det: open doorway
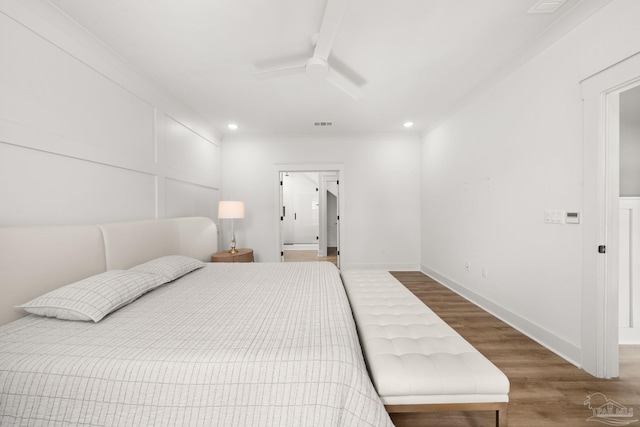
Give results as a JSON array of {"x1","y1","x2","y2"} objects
[
  {"x1": 279, "y1": 170, "x2": 340, "y2": 267},
  {"x1": 581, "y1": 52, "x2": 640, "y2": 378},
  {"x1": 618, "y1": 85, "x2": 640, "y2": 345}
]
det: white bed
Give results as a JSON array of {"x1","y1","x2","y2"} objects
[{"x1": 0, "y1": 217, "x2": 392, "y2": 426}]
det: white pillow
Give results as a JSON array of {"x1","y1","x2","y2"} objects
[
  {"x1": 18, "y1": 270, "x2": 164, "y2": 322},
  {"x1": 128, "y1": 255, "x2": 204, "y2": 282}
]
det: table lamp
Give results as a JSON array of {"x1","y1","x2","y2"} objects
[{"x1": 218, "y1": 201, "x2": 245, "y2": 253}]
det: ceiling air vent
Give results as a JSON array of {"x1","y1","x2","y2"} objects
[
  {"x1": 527, "y1": 0, "x2": 567, "y2": 14},
  {"x1": 314, "y1": 121, "x2": 333, "y2": 127}
]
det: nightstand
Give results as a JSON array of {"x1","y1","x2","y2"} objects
[{"x1": 211, "y1": 248, "x2": 254, "y2": 263}]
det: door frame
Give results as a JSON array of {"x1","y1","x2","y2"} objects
[
  {"x1": 581, "y1": 51, "x2": 640, "y2": 378},
  {"x1": 274, "y1": 163, "x2": 344, "y2": 268}
]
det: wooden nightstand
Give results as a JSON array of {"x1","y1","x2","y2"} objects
[{"x1": 211, "y1": 248, "x2": 254, "y2": 263}]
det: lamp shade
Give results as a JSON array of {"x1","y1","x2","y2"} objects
[{"x1": 218, "y1": 201, "x2": 245, "y2": 219}]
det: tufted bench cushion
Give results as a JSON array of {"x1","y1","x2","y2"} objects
[{"x1": 341, "y1": 270, "x2": 510, "y2": 424}]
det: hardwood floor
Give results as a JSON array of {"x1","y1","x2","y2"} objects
[
  {"x1": 388, "y1": 271, "x2": 640, "y2": 427},
  {"x1": 283, "y1": 247, "x2": 337, "y2": 266}
]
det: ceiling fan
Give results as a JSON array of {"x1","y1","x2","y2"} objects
[{"x1": 253, "y1": 0, "x2": 364, "y2": 100}]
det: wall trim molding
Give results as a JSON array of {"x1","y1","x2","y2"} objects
[{"x1": 420, "y1": 264, "x2": 582, "y2": 369}]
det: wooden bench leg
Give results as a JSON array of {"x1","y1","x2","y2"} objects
[{"x1": 496, "y1": 405, "x2": 508, "y2": 427}]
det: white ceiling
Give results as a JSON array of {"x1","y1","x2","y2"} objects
[{"x1": 48, "y1": 0, "x2": 612, "y2": 137}]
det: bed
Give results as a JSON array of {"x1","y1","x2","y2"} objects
[{"x1": 0, "y1": 217, "x2": 392, "y2": 426}]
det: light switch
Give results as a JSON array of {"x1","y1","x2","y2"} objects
[{"x1": 544, "y1": 210, "x2": 565, "y2": 224}]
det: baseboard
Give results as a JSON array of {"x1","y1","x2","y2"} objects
[
  {"x1": 420, "y1": 264, "x2": 582, "y2": 369},
  {"x1": 340, "y1": 263, "x2": 421, "y2": 271}
]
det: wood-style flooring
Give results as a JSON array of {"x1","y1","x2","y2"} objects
[
  {"x1": 388, "y1": 271, "x2": 640, "y2": 427},
  {"x1": 283, "y1": 247, "x2": 338, "y2": 266}
]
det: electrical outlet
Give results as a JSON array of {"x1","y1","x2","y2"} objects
[{"x1": 464, "y1": 261, "x2": 471, "y2": 272}]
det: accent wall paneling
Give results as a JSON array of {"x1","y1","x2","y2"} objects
[
  {"x1": 0, "y1": 143, "x2": 156, "y2": 226},
  {"x1": 0, "y1": 12, "x2": 156, "y2": 163},
  {"x1": 164, "y1": 178, "x2": 219, "y2": 220},
  {"x1": 0, "y1": 1, "x2": 222, "y2": 226},
  {"x1": 162, "y1": 114, "x2": 220, "y2": 188}
]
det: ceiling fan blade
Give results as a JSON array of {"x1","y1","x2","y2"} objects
[
  {"x1": 253, "y1": 65, "x2": 306, "y2": 80},
  {"x1": 313, "y1": 0, "x2": 350, "y2": 60},
  {"x1": 326, "y1": 66, "x2": 363, "y2": 100}
]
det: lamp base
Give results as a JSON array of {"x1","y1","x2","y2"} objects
[{"x1": 229, "y1": 223, "x2": 238, "y2": 254}]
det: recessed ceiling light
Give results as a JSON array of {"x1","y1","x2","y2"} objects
[
  {"x1": 403, "y1": 121, "x2": 414, "y2": 128},
  {"x1": 227, "y1": 123, "x2": 239, "y2": 130}
]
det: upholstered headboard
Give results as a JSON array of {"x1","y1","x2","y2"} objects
[{"x1": 0, "y1": 217, "x2": 217, "y2": 326}]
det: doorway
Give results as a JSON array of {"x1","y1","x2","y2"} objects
[
  {"x1": 581, "y1": 51, "x2": 640, "y2": 378},
  {"x1": 618, "y1": 85, "x2": 640, "y2": 345},
  {"x1": 278, "y1": 170, "x2": 340, "y2": 267}
]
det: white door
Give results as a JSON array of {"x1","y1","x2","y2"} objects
[
  {"x1": 294, "y1": 186, "x2": 319, "y2": 243},
  {"x1": 619, "y1": 198, "x2": 640, "y2": 344},
  {"x1": 282, "y1": 172, "x2": 319, "y2": 245},
  {"x1": 327, "y1": 191, "x2": 338, "y2": 247}
]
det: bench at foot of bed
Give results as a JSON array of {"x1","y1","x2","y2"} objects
[{"x1": 341, "y1": 270, "x2": 510, "y2": 427}]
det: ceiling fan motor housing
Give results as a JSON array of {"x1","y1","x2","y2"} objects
[{"x1": 305, "y1": 57, "x2": 330, "y2": 79}]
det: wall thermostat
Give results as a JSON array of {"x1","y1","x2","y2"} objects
[{"x1": 566, "y1": 212, "x2": 580, "y2": 224}]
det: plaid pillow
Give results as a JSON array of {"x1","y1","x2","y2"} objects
[
  {"x1": 18, "y1": 270, "x2": 164, "y2": 322},
  {"x1": 128, "y1": 255, "x2": 204, "y2": 282}
]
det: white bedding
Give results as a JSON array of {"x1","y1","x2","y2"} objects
[{"x1": 0, "y1": 262, "x2": 393, "y2": 427}]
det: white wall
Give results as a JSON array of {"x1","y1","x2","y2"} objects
[
  {"x1": 420, "y1": 0, "x2": 640, "y2": 366},
  {"x1": 221, "y1": 133, "x2": 421, "y2": 269},
  {"x1": 0, "y1": 0, "x2": 221, "y2": 227}
]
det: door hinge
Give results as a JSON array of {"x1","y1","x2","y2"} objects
[
  {"x1": 336, "y1": 180, "x2": 339, "y2": 185},
  {"x1": 316, "y1": 187, "x2": 318, "y2": 192},
  {"x1": 280, "y1": 216, "x2": 283, "y2": 221},
  {"x1": 281, "y1": 251, "x2": 284, "y2": 257},
  {"x1": 598, "y1": 245, "x2": 606, "y2": 254},
  {"x1": 316, "y1": 236, "x2": 319, "y2": 240},
  {"x1": 337, "y1": 215, "x2": 340, "y2": 221},
  {"x1": 337, "y1": 250, "x2": 340, "y2": 256},
  {"x1": 280, "y1": 180, "x2": 283, "y2": 186}
]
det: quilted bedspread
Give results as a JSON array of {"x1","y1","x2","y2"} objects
[{"x1": 0, "y1": 262, "x2": 392, "y2": 426}]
